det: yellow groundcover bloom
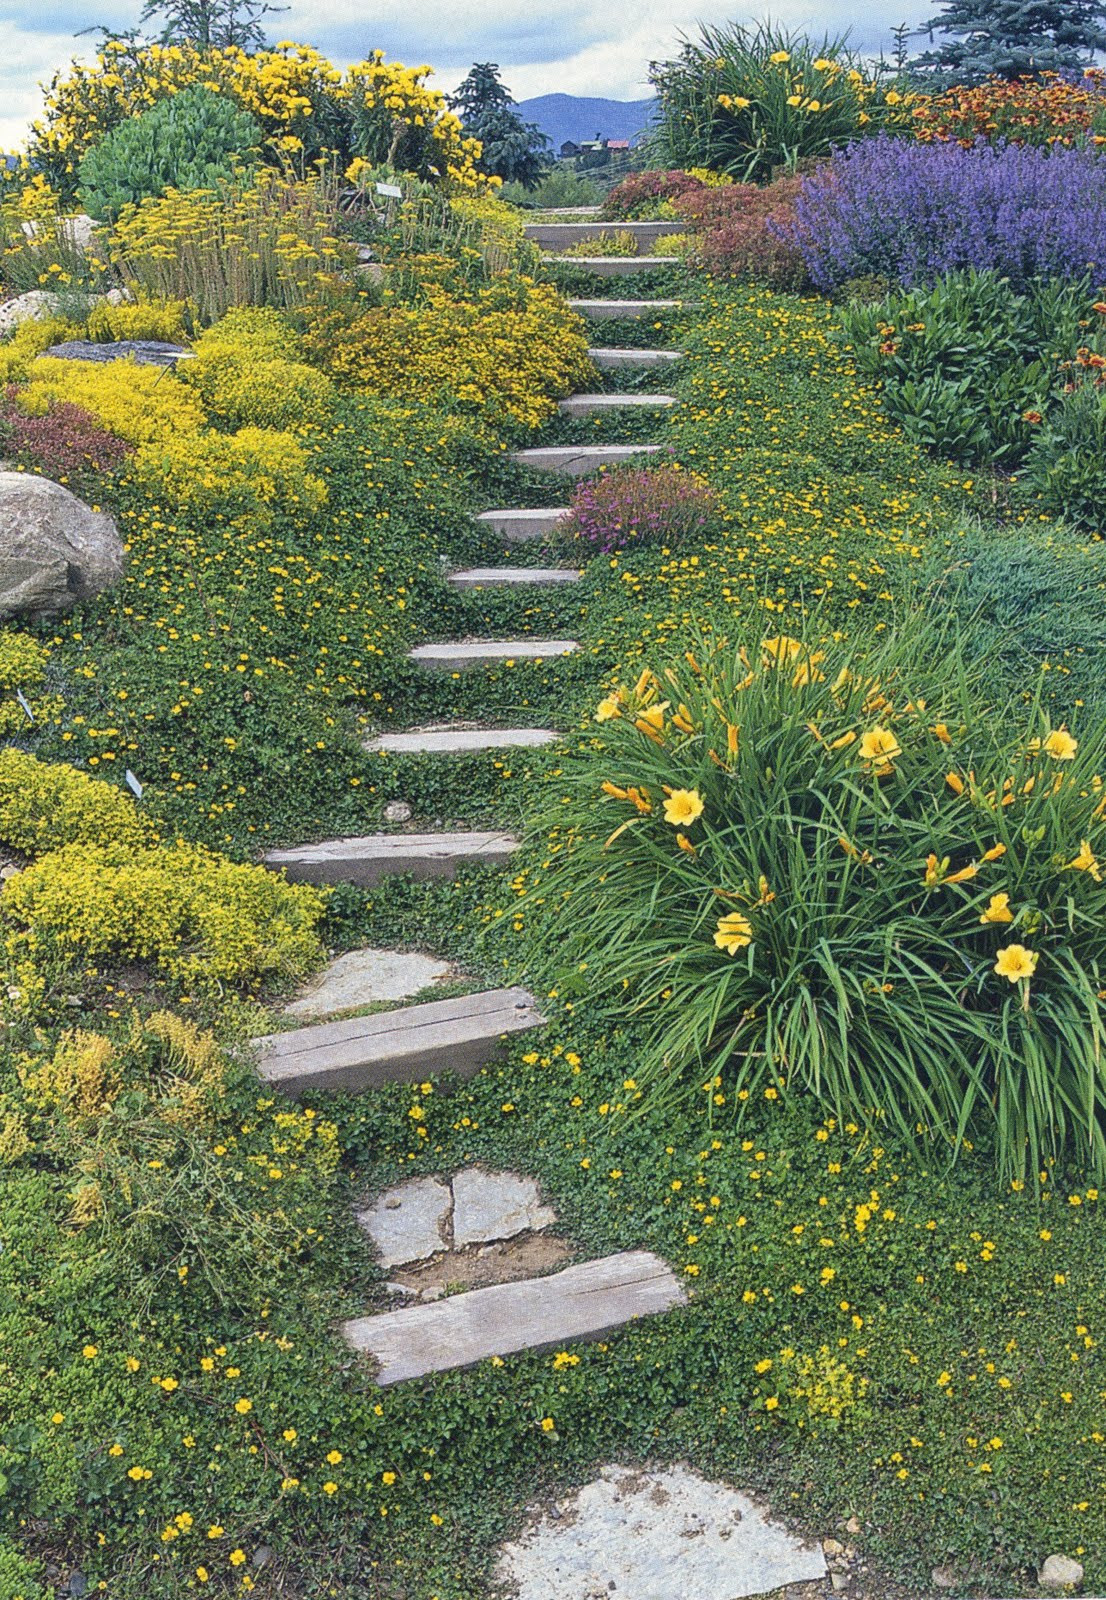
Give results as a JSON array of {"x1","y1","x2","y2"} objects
[
  {"x1": 663, "y1": 788, "x2": 705, "y2": 827},
  {"x1": 994, "y1": 944, "x2": 1039, "y2": 983},
  {"x1": 980, "y1": 893, "x2": 1014, "y2": 924},
  {"x1": 715, "y1": 911, "x2": 753, "y2": 954}
]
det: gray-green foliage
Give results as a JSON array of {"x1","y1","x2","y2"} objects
[{"x1": 78, "y1": 84, "x2": 262, "y2": 222}]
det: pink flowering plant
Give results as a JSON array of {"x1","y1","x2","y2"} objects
[{"x1": 554, "y1": 464, "x2": 721, "y2": 554}]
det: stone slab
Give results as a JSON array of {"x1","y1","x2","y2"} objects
[
  {"x1": 558, "y1": 393, "x2": 675, "y2": 415},
  {"x1": 254, "y1": 985, "x2": 545, "y2": 1095},
  {"x1": 569, "y1": 299, "x2": 685, "y2": 321},
  {"x1": 344, "y1": 1250, "x2": 685, "y2": 1384},
  {"x1": 495, "y1": 1463, "x2": 828, "y2": 1600},
  {"x1": 475, "y1": 507, "x2": 570, "y2": 542},
  {"x1": 448, "y1": 566, "x2": 581, "y2": 588},
  {"x1": 525, "y1": 220, "x2": 683, "y2": 252},
  {"x1": 452, "y1": 1167, "x2": 557, "y2": 1248},
  {"x1": 408, "y1": 639, "x2": 578, "y2": 669},
  {"x1": 548, "y1": 255, "x2": 682, "y2": 277},
  {"x1": 264, "y1": 830, "x2": 519, "y2": 886},
  {"x1": 357, "y1": 1177, "x2": 452, "y2": 1268},
  {"x1": 42, "y1": 339, "x2": 194, "y2": 367},
  {"x1": 366, "y1": 726, "x2": 559, "y2": 755},
  {"x1": 511, "y1": 445, "x2": 662, "y2": 476},
  {"x1": 284, "y1": 947, "x2": 455, "y2": 1019},
  {"x1": 588, "y1": 347, "x2": 684, "y2": 368}
]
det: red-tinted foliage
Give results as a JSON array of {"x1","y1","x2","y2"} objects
[
  {"x1": 674, "y1": 177, "x2": 807, "y2": 286},
  {"x1": 601, "y1": 169, "x2": 709, "y2": 220},
  {"x1": 0, "y1": 388, "x2": 133, "y2": 483}
]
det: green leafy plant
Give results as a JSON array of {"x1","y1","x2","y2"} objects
[
  {"x1": 77, "y1": 84, "x2": 262, "y2": 222},
  {"x1": 1024, "y1": 376, "x2": 1106, "y2": 532}
]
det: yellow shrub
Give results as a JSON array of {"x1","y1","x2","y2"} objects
[
  {"x1": 0, "y1": 749, "x2": 153, "y2": 855},
  {"x1": 2, "y1": 840, "x2": 325, "y2": 990},
  {"x1": 19, "y1": 1029, "x2": 119, "y2": 1119},
  {"x1": 0, "y1": 634, "x2": 62, "y2": 737},
  {"x1": 131, "y1": 426, "x2": 328, "y2": 530},
  {"x1": 0, "y1": 315, "x2": 84, "y2": 384},
  {"x1": 86, "y1": 296, "x2": 192, "y2": 344},
  {"x1": 20, "y1": 356, "x2": 205, "y2": 446},
  {"x1": 185, "y1": 310, "x2": 336, "y2": 430}
]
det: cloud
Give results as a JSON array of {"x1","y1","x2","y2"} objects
[{"x1": 1, "y1": 0, "x2": 917, "y2": 153}]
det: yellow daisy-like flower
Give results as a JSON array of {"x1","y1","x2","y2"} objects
[
  {"x1": 980, "y1": 893, "x2": 1013, "y2": 924},
  {"x1": 994, "y1": 944, "x2": 1038, "y2": 983},
  {"x1": 714, "y1": 911, "x2": 753, "y2": 955},
  {"x1": 663, "y1": 788, "x2": 705, "y2": 827},
  {"x1": 1043, "y1": 728, "x2": 1078, "y2": 761}
]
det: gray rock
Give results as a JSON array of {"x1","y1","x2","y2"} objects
[
  {"x1": 0, "y1": 285, "x2": 126, "y2": 339},
  {"x1": 20, "y1": 213, "x2": 97, "y2": 252},
  {"x1": 283, "y1": 947, "x2": 454, "y2": 1020},
  {"x1": 452, "y1": 1167, "x2": 557, "y2": 1248},
  {"x1": 495, "y1": 1462, "x2": 826, "y2": 1600},
  {"x1": 0, "y1": 473, "x2": 123, "y2": 620},
  {"x1": 931, "y1": 1567, "x2": 957, "y2": 1589},
  {"x1": 42, "y1": 339, "x2": 191, "y2": 368},
  {"x1": 1039, "y1": 1554, "x2": 1084, "y2": 1590},
  {"x1": 382, "y1": 800, "x2": 412, "y2": 822},
  {"x1": 357, "y1": 1177, "x2": 452, "y2": 1268}
]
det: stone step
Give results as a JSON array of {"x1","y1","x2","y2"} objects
[
  {"x1": 589, "y1": 346, "x2": 684, "y2": 369},
  {"x1": 558, "y1": 392, "x2": 675, "y2": 416},
  {"x1": 525, "y1": 220, "x2": 683, "y2": 252},
  {"x1": 448, "y1": 566, "x2": 582, "y2": 589},
  {"x1": 569, "y1": 299, "x2": 684, "y2": 321},
  {"x1": 345, "y1": 1250, "x2": 686, "y2": 1385},
  {"x1": 549, "y1": 255, "x2": 682, "y2": 278},
  {"x1": 409, "y1": 639, "x2": 578, "y2": 670},
  {"x1": 532, "y1": 206, "x2": 602, "y2": 216},
  {"x1": 511, "y1": 444, "x2": 662, "y2": 476},
  {"x1": 265, "y1": 830, "x2": 518, "y2": 886},
  {"x1": 255, "y1": 985, "x2": 545, "y2": 1096},
  {"x1": 366, "y1": 725, "x2": 559, "y2": 755},
  {"x1": 475, "y1": 507, "x2": 570, "y2": 542}
]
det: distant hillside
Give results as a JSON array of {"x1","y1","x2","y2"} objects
[{"x1": 518, "y1": 93, "x2": 656, "y2": 150}]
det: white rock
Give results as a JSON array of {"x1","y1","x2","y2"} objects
[
  {"x1": 283, "y1": 947, "x2": 454, "y2": 1020},
  {"x1": 356, "y1": 1177, "x2": 452, "y2": 1268},
  {"x1": 451, "y1": 1167, "x2": 557, "y2": 1248},
  {"x1": 382, "y1": 801, "x2": 412, "y2": 822},
  {"x1": 1039, "y1": 1554, "x2": 1084, "y2": 1590},
  {"x1": 0, "y1": 473, "x2": 123, "y2": 620},
  {"x1": 495, "y1": 1463, "x2": 827, "y2": 1600},
  {"x1": 931, "y1": 1566, "x2": 957, "y2": 1589}
]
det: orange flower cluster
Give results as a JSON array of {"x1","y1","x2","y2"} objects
[{"x1": 912, "y1": 70, "x2": 1106, "y2": 148}]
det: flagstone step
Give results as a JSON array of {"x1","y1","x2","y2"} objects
[
  {"x1": 511, "y1": 444, "x2": 662, "y2": 476},
  {"x1": 285, "y1": 947, "x2": 457, "y2": 1021},
  {"x1": 569, "y1": 298, "x2": 684, "y2": 321},
  {"x1": 265, "y1": 830, "x2": 519, "y2": 885},
  {"x1": 558, "y1": 392, "x2": 675, "y2": 416},
  {"x1": 447, "y1": 566, "x2": 582, "y2": 589},
  {"x1": 255, "y1": 985, "x2": 545, "y2": 1096},
  {"x1": 344, "y1": 1249, "x2": 686, "y2": 1385},
  {"x1": 475, "y1": 507, "x2": 570, "y2": 542},
  {"x1": 525, "y1": 220, "x2": 683, "y2": 252},
  {"x1": 589, "y1": 346, "x2": 684, "y2": 369},
  {"x1": 365, "y1": 725, "x2": 559, "y2": 755},
  {"x1": 533, "y1": 206, "x2": 602, "y2": 216},
  {"x1": 549, "y1": 255, "x2": 682, "y2": 278},
  {"x1": 409, "y1": 638, "x2": 578, "y2": 670}
]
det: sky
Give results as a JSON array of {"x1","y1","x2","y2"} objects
[{"x1": 0, "y1": 0, "x2": 918, "y2": 150}]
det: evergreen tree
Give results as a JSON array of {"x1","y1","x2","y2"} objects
[
  {"x1": 448, "y1": 63, "x2": 551, "y2": 188},
  {"x1": 911, "y1": 0, "x2": 1106, "y2": 82},
  {"x1": 137, "y1": 0, "x2": 285, "y2": 50}
]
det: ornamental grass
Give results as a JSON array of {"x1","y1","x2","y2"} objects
[{"x1": 538, "y1": 613, "x2": 1106, "y2": 1185}]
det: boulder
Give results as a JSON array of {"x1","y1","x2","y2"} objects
[
  {"x1": 41, "y1": 340, "x2": 192, "y2": 369},
  {"x1": 0, "y1": 285, "x2": 129, "y2": 340},
  {"x1": 0, "y1": 473, "x2": 123, "y2": 620}
]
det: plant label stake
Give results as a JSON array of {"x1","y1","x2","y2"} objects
[
  {"x1": 375, "y1": 182, "x2": 403, "y2": 198},
  {"x1": 125, "y1": 769, "x2": 144, "y2": 799},
  {"x1": 15, "y1": 690, "x2": 34, "y2": 723}
]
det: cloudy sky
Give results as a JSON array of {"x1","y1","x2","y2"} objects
[{"x1": 1, "y1": 0, "x2": 917, "y2": 150}]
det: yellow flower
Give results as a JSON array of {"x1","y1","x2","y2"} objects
[
  {"x1": 1043, "y1": 728, "x2": 1078, "y2": 761},
  {"x1": 946, "y1": 772, "x2": 964, "y2": 795},
  {"x1": 234, "y1": 1397, "x2": 252, "y2": 1414},
  {"x1": 787, "y1": 94, "x2": 803, "y2": 107},
  {"x1": 858, "y1": 726, "x2": 901, "y2": 765},
  {"x1": 595, "y1": 695, "x2": 621, "y2": 722},
  {"x1": 676, "y1": 833, "x2": 697, "y2": 856},
  {"x1": 663, "y1": 788, "x2": 705, "y2": 827},
  {"x1": 980, "y1": 893, "x2": 1013, "y2": 924},
  {"x1": 382, "y1": 1470, "x2": 396, "y2": 1484},
  {"x1": 885, "y1": 89, "x2": 902, "y2": 105},
  {"x1": 714, "y1": 911, "x2": 753, "y2": 955},
  {"x1": 994, "y1": 944, "x2": 1038, "y2": 983},
  {"x1": 1066, "y1": 840, "x2": 1101, "y2": 881},
  {"x1": 540, "y1": 1416, "x2": 555, "y2": 1431},
  {"x1": 769, "y1": 50, "x2": 791, "y2": 63}
]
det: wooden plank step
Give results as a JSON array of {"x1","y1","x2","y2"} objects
[
  {"x1": 265, "y1": 830, "x2": 518, "y2": 886},
  {"x1": 589, "y1": 347, "x2": 684, "y2": 369},
  {"x1": 549, "y1": 255, "x2": 681, "y2": 278},
  {"x1": 345, "y1": 1250, "x2": 686, "y2": 1385},
  {"x1": 475, "y1": 507, "x2": 570, "y2": 542},
  {"x1": 558, "y1": 393, "x2": 675, "y2": 416},
  {"x1": 525, "y1": 220, "x2": 682, "y2": 251},
  {"x1": 448, "y1": 566, "x2": 581, "y2": 589},
  {"x1": 366, "y1": 726, "x2": 559, "y2": 755},
  {"x1": 569, "y1": 299, "x2": 684, "y2": 321},
  {"x1": 255, "y1": 985, "x2": 545, "y2": 1096},
  {"x1": 511, "y1": 444, "x2": 662, "y2": 476},
  {"x1": 409, "y1": 639, "x2": 578, "y2": 670}
]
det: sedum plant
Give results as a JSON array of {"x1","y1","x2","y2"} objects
[{"x1": 537, "y1": 614, "x2": 1106, "y2": 1185}]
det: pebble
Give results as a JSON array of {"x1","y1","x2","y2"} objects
[
  {"x1": 384, "y1": 800, "x2": 412, "y2": 822},
  {"x1": 1038, "y1": 1553, "x2": 1084, "y2": 1589},
  {"x1": 931, "y1": 1566, "x2": 957, "y2": 1589}
]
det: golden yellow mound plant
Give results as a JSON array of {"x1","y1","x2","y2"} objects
[
  {"x1": 130, "y1": 426, "x2": 328, "y2": 530},
  {"x1": 18, "y1": 356, "x2": 205, "y2": 446}
]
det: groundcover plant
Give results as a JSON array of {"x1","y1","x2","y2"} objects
[{"x1": 2, "y1": 28, "x2": 1106, "y2": 1600}]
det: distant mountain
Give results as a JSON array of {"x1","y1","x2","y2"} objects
[{"x1": 518, "y1": 93, "x2": 657, "y2": 150}]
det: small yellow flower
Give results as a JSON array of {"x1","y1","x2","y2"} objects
[
  {"x1": 663, "y1": 788, "x2": 705, "y2": 827},
  {"x1": 382, "y1": 1470, "x2": 396, "y2": 1485},
  {"x1": 540, "y1": 1417, "x2": 556, "y2": 1432},
  {"x1": 234, "y1": 1397, "x2": 252, "y2": 1415},
  {"x1": 1043, "y1": 728, "x2": 1078, "y2": 761},
  {"x1": 326, "y1": 1450, "x2": 342, "y2": 1465},
  {"x1": 994, "y1": 944, "x2": 1038, "y2": 983},
  {"x1": 714, "y1": 911, "x2": 753, "y2": 955},
  {"x1": 980, "y1": 893, "x2": 1013, "y2": 925}
]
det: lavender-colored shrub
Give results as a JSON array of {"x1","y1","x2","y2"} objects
[
  {"x1": 555, "y1": 464, "x2": 720, "y2": 554},
  {"x1": 783, "y1": 138, "x2": 1106, "y2": 292}
]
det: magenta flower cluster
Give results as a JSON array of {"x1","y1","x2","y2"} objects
[{"x1": 558, "y1": 463, "x2": 720, "y2": 554}]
